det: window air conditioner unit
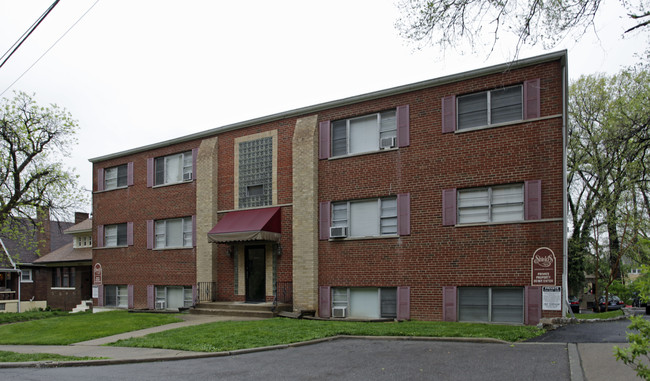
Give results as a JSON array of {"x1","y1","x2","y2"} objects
[
  {"x1": 380, "y1": 136, "x2": 396, "y2": 149},
  {"x1": 183, "y1": 172, "x2": 193, "y2": 181},
  {"x1": 329, "y1": 226, "x2": 348, "y2": 238},
  {"x1": 332, "y1": 306, "x2": 347, "y2": 318}
]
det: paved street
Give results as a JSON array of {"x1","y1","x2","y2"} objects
[{"x1": 0, "y1": 339, "x2": 569, "y2": 381}]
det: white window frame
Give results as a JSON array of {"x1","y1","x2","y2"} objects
[
  {"x1": 155, "y1": 217, "x2": 193, "y2": 249},
  {"x1": 457, "y1": 85, "x2": 523, "y2": 130},
  {"x1": 331, "y1": 109, "x2": 397, "y2": 157},
  {"x1": 155, "y1": 286, "x2": 193, "y2": 309},
  {"x1": 457, "y1": 184, "x2": 524, "y2": 224},
  {"x1": 105, "y1": 223, "x2": 127, "y2": 247},
  {"x1": 20, "y1": 269, "x2": 33, "y2": 283},
  {"x1": 104, "y1": 285, "x2": 128, "y2": 308},
  {"x1": 331, "y1": 197, "x2": 397, "y2": 238},
  {"x1": 74, "y1": 235, "x2": 93, "y2": 248},
  {"x1": 104, "y1": 164, "x2": 128, "y2": 190},
  {"x1": 331, "y1": 287, "x2": 397, "y2": 318},
  {"x1": 154, "y1": 151, "x2": 193, "y2": 186}
]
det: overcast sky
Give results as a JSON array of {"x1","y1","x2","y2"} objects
[{"x1": 0, "y1": 1, "x2": 645, "y2": 215}]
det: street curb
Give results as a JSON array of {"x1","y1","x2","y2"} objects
[
  {"x1": 567, "y1": 343, "x2": 585, "y2": 381},
  {"x1": 0, "y1": 335, "x2": 512, "y2": 368}
]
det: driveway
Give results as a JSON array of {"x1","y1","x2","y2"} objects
[
  {"x1": 527, "y1": 314, "x2": 648, "y2": 381},
  {"x1": 0, "y1": 339, "x2": 569, "y2": 381}
]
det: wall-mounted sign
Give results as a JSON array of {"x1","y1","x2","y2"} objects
[
  {"x1": 542, "y1": 286, "x2": 562, "y2": 311},
  {"x1": 93, "y1": 263, "x2": 102, "y2": 285},
  {"x1": 531, "y1": 247, "x2": 556, "y2": 286}
]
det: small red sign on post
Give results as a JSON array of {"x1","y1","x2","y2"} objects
[
  {"x1": 93, "y1": 263, "x2": 102, "y2": 285},
  {"x1": 531, "y1": 247, "x2": 556, "y2": 286}
]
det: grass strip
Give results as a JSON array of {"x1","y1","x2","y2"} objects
[
  {"x1": 0, "y1": 350, "x2": 103, "y2": 363},
  {"x1": 0, "y1": 310, "x2": 69, "y2": 325},
  {"x1": 574, "y1": 310, "x2": 625, "y2": 320},
  {"x1": 109, "y1": 318, "x2": 545, "y2": 352},
  {"x1": 0, "y1": 311, "x2": 182, "y2": 345}
]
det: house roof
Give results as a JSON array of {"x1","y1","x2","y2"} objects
[
  {"x1": 64, "y1": 218, "x2": 92, "y2": 234},
  {"x1": 33, "y1": 242, "x2": 91, "y2": 264},
  {"x1": 89, "y1": 50, "x2": 568, "y2": 164},
  {"x1": 0, "y1": 218, "x2": 74, "y2": 266}
]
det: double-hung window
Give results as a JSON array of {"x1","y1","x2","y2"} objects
[
  {"x1": 104, "y1": 164, "x2": 128, "y2": 190},
  {"x1": 154, "y1": 217, "x2": 193, "y2": 249},
  {"x1": 53, "y1": 267, "x2": 75, "y2": 288},
  {"x1": 457, "y1": 184, "x2": 524, "y2": 224},
  {"x1": 457, "y1": 85, "x2": 522, "y2": 130},
  {"x1": 104, "y1": 285, "x2": 128, "y2": 308},
  {"x1": 331, "y1": 110, "x2": 397, "y2": 157},
  {"x1": 321, "y1": 194, "x2": 410, "y2": 240},
  {"x1": 155, "y1": 151, "x2": 193, "y2": 186},
  {"x1": 442, "y1": 79, "x2": 540, "y2": 133},
  {"x1": 104, "y1": 223, "x2": 128, "y2": 247},
  {"x1": 319, "y1": 105, "x2": 409, "y2": 159},
  {"x1": 458, "y1": 287, "x2": 524, "y2": 323},
  {"x1": 20, "y1": 269, "x2": 32, "y2": 283},
  {"x1": 97, "y1": 162, "x2": 133, "y2": 191},
  {"x1": 331, "y1": 197, "x2": 397, "y2": 238}
]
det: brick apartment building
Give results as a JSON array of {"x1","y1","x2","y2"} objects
[{"x1": 90, "y1": 51, "x2": 567, "y2": 324}]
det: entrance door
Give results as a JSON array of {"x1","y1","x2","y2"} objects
[{"x1": 245, "y1": 246, "x2": 266, "y2": 302}]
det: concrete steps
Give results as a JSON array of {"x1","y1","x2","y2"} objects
[
  {"x1": 70, "y1": 299, "x2": 93, "y2": 313},
  {"x1": 191, "y1": 301, "x2": 292, "y2": 318}
]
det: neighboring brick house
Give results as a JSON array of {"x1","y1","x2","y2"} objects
[
  {"x1": 31, "y1": 215, "x2": 93, "y2": 311},
  {"x1": 90, "y1": 51, "x2": 567, "y2": 324},
  {"x1": 0, "y1": 213, "x2": 75, "y2": 312}
]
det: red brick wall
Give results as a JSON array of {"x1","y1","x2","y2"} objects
[
  {"x1": 317, "y1": 60, "x2": 565, "y2": 320},
  {"x1": 91, "y1": 57, "x2": 565, "y2": 320},
  {"x1": 213, "y1": 121, "x2": 295, "y2": 301},
  {"x1": 93, "y1": 139, "x2": 201, "y2": 309}
]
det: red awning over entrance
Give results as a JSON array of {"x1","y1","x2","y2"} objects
[{"x1": 207, "y1": 207, "x2": 281, "y2": 243}]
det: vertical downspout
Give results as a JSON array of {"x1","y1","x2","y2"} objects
[
  {"x1": 562, "y1": 51, "x2": 569, "y2": 317},
  {"x1": 17, "y1": 269, "x2": 21, "y2": 313}
]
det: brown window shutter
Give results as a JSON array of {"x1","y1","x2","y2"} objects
[
  {"x1": 441, "y1": 95, "x2": 456, "y2": 133},
  {"x1": 319, "y1": 120, "x2": 331, "y2": 159},
  {"x1": 397, "y1": 105, "x2": 410, "y2": 147},
  {"x1": 442, "y1": 188, "x2": 457, "y2": 226},
  {"x1": 524, "y1": 78, "x2": 541, "y2": 119},
  {"x1": 442, "y1": 286, "x2": 457, "y2": 321},
  {"x1": 319, "y1": 286, "x2": 331, "y2": 318}
]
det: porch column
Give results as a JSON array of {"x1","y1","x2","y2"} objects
[
  {"x1": 292, "y1": 115, "x2": 319, "y2": 312},
  {"x1": 196, "y1": 137, "x2": 219, "y2": 298}
]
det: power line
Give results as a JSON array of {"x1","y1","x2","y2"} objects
[
  {"x1": 0, "y1": 0, "x2": 101, "y2": 98},
  {"x1": 0, "y1": 1, "x2": 61, "y2": 69}
]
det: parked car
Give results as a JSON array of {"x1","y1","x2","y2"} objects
[
  {"x1": 569, "y1": 296, "x2": 581, "y2": 313},
  {"x1": 632, "y1": 292, "x2": 647, "y2": 308},
  {"x1": 593, "y1": 295, "x2": 625, "y2": 312}
]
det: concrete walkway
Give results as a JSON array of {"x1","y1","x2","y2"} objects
[{"x1": 0, "y1": 314, "x2": 262, "y2": 366}]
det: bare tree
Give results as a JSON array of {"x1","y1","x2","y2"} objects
[{"x1": 395, "y1": 0, "x2": 649, "y2": 56}]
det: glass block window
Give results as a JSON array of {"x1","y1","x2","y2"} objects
[{"x1": 239, "y1": 137, "x2": 273, "y2": 208}]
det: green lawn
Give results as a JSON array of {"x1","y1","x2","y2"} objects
[
  {"x1": 0, "y1": 310, "x2": 69, "y2": 325},
  {"x1": 574, "y1": 309, "x2": 625, "y2": 320},
  {"x1": 0, "y1": 350, "x2": 103, "y2": 363},
  {"x1": 0, "y1": 311, "x2": 182, "y2": 345},
  {"x1": 109, "y1": 318, "x2": 545, "y2": 352}
]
